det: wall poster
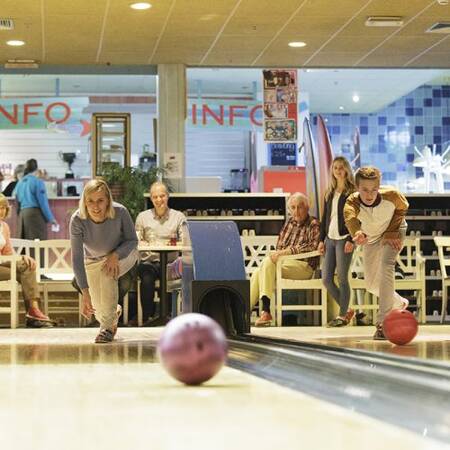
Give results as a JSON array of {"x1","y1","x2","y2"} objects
[{"x1": 263, "y1": 69, "x2": 297, "y2": 143}]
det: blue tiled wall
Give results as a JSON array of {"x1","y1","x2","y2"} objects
[{"x1": 312, "y1": 85, "x2": 450, "y2": 191}]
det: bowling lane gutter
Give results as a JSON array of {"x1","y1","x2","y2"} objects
[{"x1": 227, "y1": 335, "x2": 450, "y2": 444}]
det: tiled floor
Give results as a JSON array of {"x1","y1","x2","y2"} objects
[{"x1": 0, "y1": 328, "x2": 447, "y2": 450}]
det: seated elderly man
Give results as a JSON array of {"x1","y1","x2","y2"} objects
[{"x1": 250, "y1": 192, "x2": 320, "y2": 326}]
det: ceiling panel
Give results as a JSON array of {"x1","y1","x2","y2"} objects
[
  {"x1": 320, "y1": 35, "x2": 390, "y2": 53},
  {"x1": 233, "y1": 0, "x2": 306, "y2": 17},
  {"x1": 0, "y1": 0, "x2": 448, "y2": 67},
  {"x1": 164, "y1": 17, "x2": 226, "y2": 35},
  {"x1": 304, "y1": 52, "x2": 368, "y2": 67},
  {"x1": 45, "y1": 0, "x2": 107, "y2": 15},
  {"x1": 0, "y1": 0, "x2": 41, "y2": 15},
  {"x1": 172, "y1": 0, "x2": 238, "y2": 16},
  {"x1": 98, "y1": 51, "x2": 152, "y2": 65},
  {"x1": 297, "y1": 0, "x2": 369, "y2": 16},
  {"x1": 283, "y1": 15, "x2": 372, "y2": 36},
  {"x1": 376, "y1": 35, "x2": 445, "y2": 53},
  {"x1": 222, "y1": 16, "x2": 289, "y2": 37},
  {"x1": 410, "y1": 52, "x2": 450, "y2": 67},
  {"x1": 363, "y1": 0, "x2": 435, "y2": 17},
  {"x1": 45, "y1": 51, "x2": 98, "y2": 65},
  {"x1": 359, "y1": 53, "x2": 426, "y2": 67},
  {"x1": 45, "y1": 16, "x2": 103, "y2": 53}
]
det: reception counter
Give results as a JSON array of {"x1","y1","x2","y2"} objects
[{"x1": 4, "y1": 197, "x2": 80, "y2": 239}]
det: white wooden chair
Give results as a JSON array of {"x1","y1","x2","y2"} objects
[
  {"x1": 433, "y1": 236, "x2": 450, "y2": 324},
  {"x1": 275, "y1": 251, "x2": 326, "y2": 327},
  {"x1": 350, "y1": 237, "x2": 426, "y2": 323},
  {"x1": 0, "y1": 254, "x2": 20, "y2": 328},
  {"x1": 10, "y1": 238, "x2": 40, "y2": 283},
  {"x1": 241, "y1": 236, "x2": 278, "y2": 277},
  {"x1": 36, "y1": 239, "x2": 80, "y2": 323}
]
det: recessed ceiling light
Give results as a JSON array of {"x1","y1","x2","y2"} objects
[
  {"x1": 288, "y1": 41, "x2": 307, "y2": 48},
  {"x1": 7, "y1": 40, "x2": 25, "y2": 46},
  {"x1": 130, "y1": 2, "x2": 152, "y2": 10},
  {"x1": 352, "y1": 94, "x2": 360, "y2": 103},
  {"x1": 339, "y1": 106, "x2": 345, "y2": 110},
  {"x1": 365, "y1": 16, "x2": 403, "y2": 27}
]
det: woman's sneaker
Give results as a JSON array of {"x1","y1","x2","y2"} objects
[
  {"x1": 95, "y1": 329, "x2": 114, "y2": 344},
  {"x1": 327, "y1": 317, "x2": 348, "y2": 327},
  {"x1": 345, "y1": 309, "x2": 355, "y2": 323},
  {"x1": 373, "y1": 324, "x2": 386, "y2": 340},
  {"x1": 255, "y1": 311, "x2": 273, "y2": 327}
]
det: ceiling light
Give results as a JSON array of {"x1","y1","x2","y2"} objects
[
  {"x1": 130, "y1": 2, "x2": 152, "y2": 10},
  {"x1": 339, "y1": 106, "x2": 345, "y2": 110},
  {"x1": 6, "y1": 40, "x2": 25, "y2": 46},
  {"x1": 288, "y1": 41, "x2": 307, "y2": 48},
  {"x1": 365, "y1": 16, "x2": 403, "y2": 27},
  {"x1": 5, "y1": 59, "x2": 38, "y2": 69},
  {"x1": 352, "y1": 94, "x2": 360, "y2": 103}
]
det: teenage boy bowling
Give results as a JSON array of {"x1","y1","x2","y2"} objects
[{"x1": 344, "y1": 166, "x2": 409, "y2": 340}]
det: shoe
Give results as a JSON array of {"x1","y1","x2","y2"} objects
[
  {"x1": 26, "y1": 307, "x2": 57, "y2": 326},
  {"x1": 345, "y1": 309, "x2": 355, "y2": 323},
  {"x1": 127, "y1": 317, "x2": 139, "y2": 327},
  {"x1": 26, "y1": 318, "x2": 54, "y2": 328},
  {"x1": 26, "y1": 307, "x2": 52, "y2": 322},
  {"x1": 355, "y1": 312, "x2": 369, "y2": 326},
  {"x1": 373, "y1": 324, "x2": 386, "y2": 340},
  {"x1": 255, "y1": 311, "x2": 273, "y2": 327},
  {"x1": 327, "y1": 317, "x2": 348, "y2": 327},
  {"x1": 400, "y1": 298, "x2": 409, "y2": 310},
  {"x1": 111, "y1": 305, "x2": 122, "y2": 337},
  {"x1": 95, "y1": 329, "x2": 114, "y2": 344}
]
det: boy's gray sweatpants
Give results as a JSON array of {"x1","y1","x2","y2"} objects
[{"x1": 363, "y1": 228, "x2": 407, "y2": 324}]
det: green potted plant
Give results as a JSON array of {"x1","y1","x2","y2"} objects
[{"x1": 100, "y1": 164, "x2": 165, "y2": 221}]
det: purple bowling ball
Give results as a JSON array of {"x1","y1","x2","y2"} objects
[{"x1": 158, "y1": 313, "x2": 228, "y2": 385}]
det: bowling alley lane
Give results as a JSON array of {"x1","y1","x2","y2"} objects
[
  {"x1": 252, "y1": 325, "x2": 450, "y2": 362},
  {"x1": 0, "y1": 328, "x2": 447, "y2": 450}
]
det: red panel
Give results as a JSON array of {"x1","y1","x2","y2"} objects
[
  {"x1": 5, "y1": 198, "x2": 79, "y2": 239},
  {"x1": 263, "y1": 168, "x2": 306, "y2": 194}
]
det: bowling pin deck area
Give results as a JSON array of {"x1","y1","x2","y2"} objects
[{"x1": 0, "y1": 326, "x2": 449, "y2": 450}]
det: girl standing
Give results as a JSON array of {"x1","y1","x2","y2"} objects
[{"x1": 318, "y1": 157, "x2": 356, "y2": 327}]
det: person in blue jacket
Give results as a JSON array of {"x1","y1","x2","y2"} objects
[{"x1": 14, "y1": 159, "x2": 58, "y2": 241}]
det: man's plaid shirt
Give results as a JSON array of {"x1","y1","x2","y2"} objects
[{"x1": 276, "y1": 215, "x2": 320, "y2": 269}]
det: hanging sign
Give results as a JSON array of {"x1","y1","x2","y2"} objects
[{"x1": 0, "y1": 97, "x2": 90, "y2": 135}]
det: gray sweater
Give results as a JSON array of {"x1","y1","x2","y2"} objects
[{"x1": 70, "y1": 202, "x2": 138, "y2": 289}]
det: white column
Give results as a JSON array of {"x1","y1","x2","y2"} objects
[{"x1": 157, "y1": 64, "x2": 186, "y2": 192}]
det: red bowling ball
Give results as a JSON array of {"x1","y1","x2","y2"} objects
[
  {"x1": 383, "y1": 309, "x2": 418, "y2": 345},
  {"x1": 158, "y1": 313, "x2": 228, "y2": 385}
]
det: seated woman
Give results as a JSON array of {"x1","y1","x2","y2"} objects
[
  {"x1": 70, "y1": 179, "x2": 138, "y2": 343},
  {"x1": 135, "y1": 181, "x2": 186, "y2": 325},
  {"x1": 0, "y1": 194, "x2": 54, "y2": 327}
]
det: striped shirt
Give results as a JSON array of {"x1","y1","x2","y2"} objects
[{"x1": 276, "y1": 215, "x2": 321, "y2": 269}]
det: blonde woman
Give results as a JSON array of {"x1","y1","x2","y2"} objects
[
  {"x1": 318, "y1": 157, "x2": 356, "y2": 327},
  {"x1": 70, "y1": 179, "x2": 138, "y2": 343},
  {"x1": 0, "y1": 194, "x2": 54, "y2": 327}
]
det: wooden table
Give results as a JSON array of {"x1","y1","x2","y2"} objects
[{"x1": 138, "y1": 243, "x2": 190, "y2": 326}]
